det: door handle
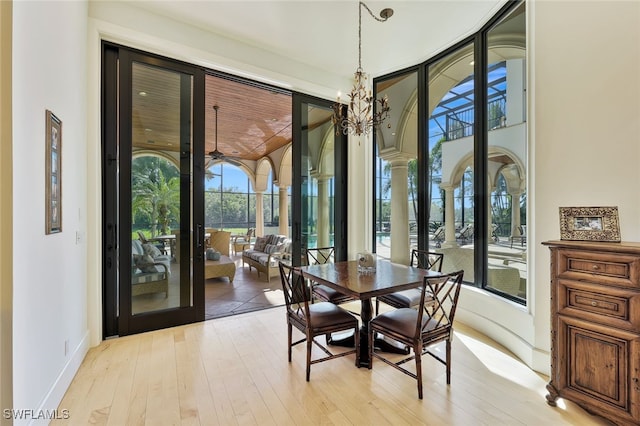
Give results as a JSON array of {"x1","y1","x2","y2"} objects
[
  {"x1": 196, "y1": 224, "x2": 202, "y2": 248},
  {"x1": 107, "y1": 223, "x2": 116, "y2": 251}
]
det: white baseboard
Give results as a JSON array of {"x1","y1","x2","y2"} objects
[{"x1": 28, "y1": 331, "x2": 90, "y2": 426}]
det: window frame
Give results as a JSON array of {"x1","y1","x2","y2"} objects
[{"x1": 372, "y1": 0, "x2": 525, "y2": 304}]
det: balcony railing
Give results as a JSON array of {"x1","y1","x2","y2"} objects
[{"x1": 444, "y1": 98, "x2": 507, "y2": 141}]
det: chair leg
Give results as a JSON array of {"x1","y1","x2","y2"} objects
[
  {"x1": 354, "y1": 326, "x2": 360, "y2": 368},
  {"x1": 446, "y1": 339, "x2": 452, "y2": 384},
  {"x1": 287, "y1": 323, "x2": 293, "y2": 362},
  {"x1": 367, "y1": 327, "x2": 374, "y2": 370},
  {"x1": 306, "y1": 336, "x2": 313, "y2": 381},
  {"x1": 415, "y1": 342, "x2": 423, "y2": 399}
]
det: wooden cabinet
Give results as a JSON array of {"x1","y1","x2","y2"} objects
[{"x1": 544, "y1": 240, "x2": 640, "y2": 426}]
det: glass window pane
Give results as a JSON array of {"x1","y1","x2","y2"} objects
[
  {"x1": 301, "y1": 104, "x2": 334, "y2": 249},
  {"x1": 374, "y1": 70, "x2": 418, "y2": 264},
  {"x1": 486, "y1": 3, "x2": 526, "y2": 301},
  {"x1": 428, "y1": 43, "x2": 475, "y2": 281}
]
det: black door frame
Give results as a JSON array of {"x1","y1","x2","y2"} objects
[
  {"x1": 291, "y1": 92, "x2": 348, "y2": 265},
  {"x1": 102, "y1": 42, "x2": 206, "y2": 337},
  {"x1": 102, "y1": 44, "x2": 349, "y2": 337}
]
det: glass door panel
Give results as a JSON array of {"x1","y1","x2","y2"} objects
[
  {"x1": 116, "y1": 49, "x2": 205, "y2": 335},
  {"x1": 130, "y1": 62, "x2": 190, "y2": 315},
  {"x1": 292, "y1": 94, "x2": 347, "y2": 265}
]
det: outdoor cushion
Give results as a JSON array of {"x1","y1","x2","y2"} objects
[
  {"x1": 253, "y1": 236, "x2": 268, "y2": 252},
  {"x1": 142, "y1": 243, "x2": 162, "y2": 257}
]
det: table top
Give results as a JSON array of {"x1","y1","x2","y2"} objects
[
  {"x1": 301, "y1": 260, "x2": 443, "y2": 300},
  {"x1": 204, "y1": 255, "x2": 234, "y2": 266},
  {"x1": 148, "y1": 234, "x2": 176, "y2": 241}
]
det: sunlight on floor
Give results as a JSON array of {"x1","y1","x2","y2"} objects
[
  {"x1": 455, "y1": 330, "x2": 547, "y2": 397},
  {"x1": 263, "y1": 288, "x2": 284, "y2": 304}
]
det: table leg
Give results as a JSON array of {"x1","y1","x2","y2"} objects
[
  {"x1": 327, "y1": 297, "x2": 409, "y2": 367},
  {"x1": 357, "y1": 298, "x2": 373, "y2": 367},
  {"x1": 326, "y1": 298, "x2": 372, "y2": 367}
]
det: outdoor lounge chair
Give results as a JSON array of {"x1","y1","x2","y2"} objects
[
  {"x1": 455, "y1": 224, "x2": 474, "y2": 244},
  {"x1": 429, "y1": 226, "x2": 445, "y2": 248}
]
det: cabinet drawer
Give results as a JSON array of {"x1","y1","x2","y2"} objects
[
  {"x1": 556, "y1": 249, "x2": 640, "y2": 289},
  {"x1": 558, "y1": 279, "x2": 640, "y2": 331}
]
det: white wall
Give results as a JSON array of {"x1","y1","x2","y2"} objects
[
  {"x1": 12, "y1": 1, "x2": 89, "y2": 421},
  {"x1": 88, "y1": 1, "x2": 348, "y2": 102},
  {"x1": 1, "y1": 1, "x2": 14, "y2": 421},
  {"x1": 529, "y1": 0, "x2": 640, "y2": 371}
]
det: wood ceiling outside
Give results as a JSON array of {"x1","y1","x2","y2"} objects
[{"x1": 131, "y1": 63, "x2": 293, "y2": 161}]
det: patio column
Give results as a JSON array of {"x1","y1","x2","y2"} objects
[
  {"x1": 255, "y1": 191, "x2": 264, "y2": 237},
  {"x1": 441, "y1": 183, "x2": 457, "y2": 248},
  {"x1": 278, "y1": 184, "x2": 289, "y2": 236},
  {"x1": 510, "y1": 190, "x2": 522, "y2": 238},
  {"x1": 316, "y1": 176, "x2": 330, "y2": 248},
  {"x1": 389, "y1": 159, "x2": 410, "y2": 265}
]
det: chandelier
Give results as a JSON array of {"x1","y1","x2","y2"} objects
[{"x1": 332, "y1": 2, "x2": 393, "y2": 137}]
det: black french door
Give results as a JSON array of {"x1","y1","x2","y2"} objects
[
  {"x1": 103, "y1": 43, "x2": 205, "y2": 337},
  {"x1": 291, "y1": 93, "x2": 348, "y2": 265}
]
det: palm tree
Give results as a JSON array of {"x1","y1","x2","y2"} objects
[{"x1": 132, "y1": 166, "x2": 180, "y2": 237}]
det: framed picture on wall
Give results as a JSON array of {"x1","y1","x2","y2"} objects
[
  {"x1": 559, "y1": 206, "x2": 620, "y2": 242},
  {"x1": 45, "y1": 109, "x2": 62, "y2": 234}
]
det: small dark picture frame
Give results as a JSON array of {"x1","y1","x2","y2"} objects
[
  {"x1": 559, "y1": 206, "x2": 620, "y2": 242},
  {"x1": 45, "y1": 110, "x2": 62, "y2": 234}
]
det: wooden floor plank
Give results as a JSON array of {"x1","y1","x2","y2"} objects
[{"x1": 56, "y1": 307, "x2": 613, "y2": 426}]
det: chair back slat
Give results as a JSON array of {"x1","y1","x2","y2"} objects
[
  {"x1": 279, "y1": 262, "x2": 311, "y2": 320},
  {"x1": 416, "y1": 270, "x2": 464, "y2": 338},
  {"x1": 411, "y1": 249, "x2": 444, "y2": 272},
  {"x1": 305, "y1": 247, "x2": 335, "y2": 266}
]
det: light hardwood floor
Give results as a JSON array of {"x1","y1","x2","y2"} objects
[{"x1": 54, "y1": 306, "x2": 612, "y2": 425}]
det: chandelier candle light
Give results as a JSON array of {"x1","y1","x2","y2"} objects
[{"x1": 332, "y1": 1, "x2": 393, "y2": 136}]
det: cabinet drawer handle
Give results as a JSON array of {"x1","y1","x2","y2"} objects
[
  {"x1": 592, "y1": 265, "x2": 600, "y2": 270},
  {"x1": 591, "y1": 301, "x2": 598, "y2": 307}
]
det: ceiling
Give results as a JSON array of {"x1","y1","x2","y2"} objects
[
  {"x1": 128, "y1": 0, "x2": 507, "y2": 161},
  {"x1": 204, "y1": 75, "x2": 292, "y2": 161},
  {"x1": 132, "y1": 64, "x2": 294, "y2": 161}
]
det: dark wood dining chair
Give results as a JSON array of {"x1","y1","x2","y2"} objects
[
  {"x1": 375, "y1": 249, "x2": 444, "y2": 314},
  {"x1": 278, "y1": 262, "x2": 360, "y2": 381},
  {"x1": 305, "y1": 247, "x2": 358, "y2": 307},
  {"x1": 368, "y1": 270, "x2": 464, "y2": 399}
]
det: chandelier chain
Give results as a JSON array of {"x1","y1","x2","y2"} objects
[
  {"x1": 332, "y1": 1, "x2": 393, "y2": 137},
  {"x1": 358, "y1": 1, "x2": 391, "y2": 70}
]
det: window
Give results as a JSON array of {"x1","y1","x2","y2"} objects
[{"x1": 374, "y1": 0, "x2": 526, "y2": 304}]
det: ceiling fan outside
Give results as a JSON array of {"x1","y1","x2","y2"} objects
[{"x1": 207, "y1": 105, "x2": 242, "y2": 167}]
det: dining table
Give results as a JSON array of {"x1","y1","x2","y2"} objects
[{"x1": 300, "y1": 259, "x2": 444, "y2": 368}]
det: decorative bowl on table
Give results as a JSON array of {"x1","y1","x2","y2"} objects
[
  {"x1": 357, "y1": 251, "x2": 376, "y2": 273},
  {"x1": 206, "y1": 248, "x2": 221, "y2": 261}
]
